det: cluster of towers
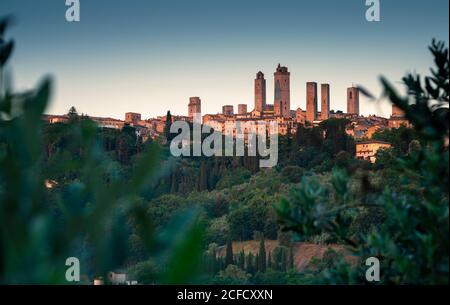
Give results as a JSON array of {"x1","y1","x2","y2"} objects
[
  {"x1": 188, "y1": 64, "x2": 361, "y2": 125},
  {"x1": 254, "y1": 64, "x2": 360, "y2": 123},
  {"x1": 254, "y1": 64, "x2": 292, "y2": 118}
]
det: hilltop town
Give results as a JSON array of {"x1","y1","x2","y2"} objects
[{"x1": 43, "y1": 64, "x2": 411, "y2": 162}]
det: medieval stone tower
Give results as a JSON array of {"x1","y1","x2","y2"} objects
[
  {"x1": 222, "y1": 105, "x2": 234, "y2": 116},
  {"x1": 321, "y1": 84, "x2": 330, "y2": 120},
  {"x1": 188, "y1": 97, "x2": 201, "y2": 119},
  {"x1": 274, "y1": 64, "x2": 291, "y2": 118},
  {"x1": 238, "y1": 104, "x2": 248, "y2": 114},
  {"x1": 347, "y1": 87, "x2": 360, "y2": 115},
  {"x1": 306, "y1": 82, "x2": 318, "y2": 123},
  {"x1": 254, "y1": 71, "x2": 266, "y2": 112}
]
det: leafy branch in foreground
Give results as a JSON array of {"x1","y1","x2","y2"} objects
[
  {"x1": 0, "y1": 17, "x2": 204, "y2": 284},
  {"x1": 276, "y1": 39, "x2": 449, "y2": 284}
]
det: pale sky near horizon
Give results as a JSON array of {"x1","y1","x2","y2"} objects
[{"x1": 1, "y1": 0, "x2": 448, "y2": 120}]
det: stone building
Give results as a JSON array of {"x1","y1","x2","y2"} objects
[
  {"x1": 388, "y1": 104, "x2": 411, "y2": 129},
  {"x1": 295, "y1": 108, "x2": 306, "y2": 125},
  {"x1": 188, "y1": 97, "x2": 201, "y2": 120},
  {"x1": 125, "y1": 112, "x2": 141, "y2": 125},
  {"x1": 356, "y1": 140, "x2": 392, "y2": 163}
]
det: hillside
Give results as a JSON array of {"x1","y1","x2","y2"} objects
[{"x1": 217, "y1": 240, "x2": 357, "y2": 271}]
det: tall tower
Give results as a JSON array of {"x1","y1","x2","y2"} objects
[
  {"x1": 321, "y1": 84, "x2": 330, "y2": 120},
  {"x1": 347, "y1": 87, "x2": 359, "y2": 115},
  {"x1": 238, "y1": 104, "x2": 248, "y2": 114},
  {"x1": 254, "y1": 71, "x2": 266, "y2": 112},
  {"x1": 306, "y1": 82, "x2": 318, "y2": 123},
  {"x1": 274, "y1": 64, "x2": 291, "y2": 118},
  {"x1": 188, "y1": 97, "x2": 201, "y2": 119},
  {"x1": 222, "y1": 105, "x2": 234, "y2": 116}
]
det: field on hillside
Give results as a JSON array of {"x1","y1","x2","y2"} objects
[{"x1": 216, "y1": 241, "x2": 357, "y2": 271}]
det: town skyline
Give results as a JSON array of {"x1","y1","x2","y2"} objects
[
  {"x1": 45, "y1": 62, "x2": 410, "y2": 145},
  {"x1": 44, "y1": 63, "x2": 389, "y2": 121},
  {"x1": 46, "y1": 63, "x2": 387, "y2": 120},
  {"x1": 2, "y1": 0, "x2": 448, "y2": 119}
]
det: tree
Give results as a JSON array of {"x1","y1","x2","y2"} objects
[
  {"x1": 278, "y1": 230, "x2": 292, "y2": 248},
  {"x1": 288, "y1": 248, "x2": 295, "y2": 270},
  {"x1": 258, "y1": 237, "x2": 267, "y2": 272},
  {"x1": 272, "y1": 246, "x2": 288, "y2": 272},
  {"x1": 372, "y1": 125, "x2": 418, "y2": 154},
  {"x1": 225, "y1": 238, "x2": 234, "y2": 267},
  {"x1": 164, "y1": 110, "x2": 172, "y2": 141},
  {"x1": 267, "y1": 252, "x2": 273, "y2": 270},
  {"x1": 238, "y1": 250, "x2": 245, "y2": 270},
  {"x1": 197, "y1": 161, "x2": 208, "y2": 191},
  {"x1": 254, "y1": 253, "x2": 259, "y2": 273},
  {"x1": 319, "y1": 118, "x2": 353, "y2": 155},
  {"x1": 67, "y1": 106, "x2": 79, "y2": 121},
  {"x1": 214, "y1": 265, "x2": 250, "y2": 285},
  {"x1": 246, "y1": 253, "x2": 254, "y2": 274},
  {"x1": 0, "y1": 19, "x2": 205, "y2": 284}
]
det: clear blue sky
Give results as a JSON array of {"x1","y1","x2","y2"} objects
[{"x1": 1, "y1": 0, "x2": 448, "y2": 119}]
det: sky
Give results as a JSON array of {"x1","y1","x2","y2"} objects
[{"x1": 1, "y1": 0, "x2": 448, "y2": 120}]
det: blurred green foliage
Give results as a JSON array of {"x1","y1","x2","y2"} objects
[{"x1": 0, "y1": 18, "x2": 204, "y2": 284}]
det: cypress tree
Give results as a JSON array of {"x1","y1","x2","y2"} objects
[
  {"x1": 170, "y1": 170, "x2": 178, "y2": 194},
  {"x1": 258, "y1": 237, "x2": 267, "y2": 272},
  {"x1": 164, "y1": 110, "x2": 172, "y2": 141},
  {"x1": 225, "y1": 238, "x2": 234, "y2": 267},
  {"x1": 289, "y1": 247, "x2": 295, "y2": 270},
  {"x1": 246, "y1": 253, "x2": 254, "y2": 274},
  {"x1": 212, "y1": 247, "x2": 217, "y2": 275},
  {"x1": 281, "y1": 249, "x2": 287, "y2": 272},
  {"x1": 218, "y1": 257, "x2": 224, "y2": 271},
  {"x1": 267, "y1": 252, "x2": 272, "y2": 270},
  {"x1": 238, "y1": 250, "x2": 245, "y2": 270}
]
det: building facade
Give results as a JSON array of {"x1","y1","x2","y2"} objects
[
  {"x1": 125, "y1": 112, "x2": 141, "y2": 125},
  {"x1": 356, "y1": 140, "x2": 392, "y2": 163}
]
